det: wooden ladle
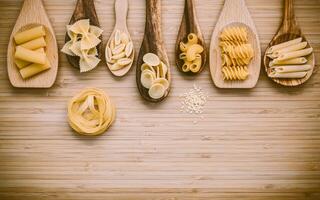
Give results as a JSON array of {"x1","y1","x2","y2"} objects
[
  {"x1": 106, "y1": 0, "x2": 134, "y2": 77},
  {"x1": 7, "y1": 0, "x2": 58, "y2": 88},
  {"x1": 136, "y1": 0, "x2": 171, "y2": 103},
  {"x1": 263, "y1": 0, "x2": 315, "y2": 86},
  {"x1": 65, "y1": 0, "x2": 102, "y2": 68},
  {"x1": 209, "y1": 0, "x2": 261, "y2": 89},
  {"x1": 175, "y1": 0, "x2": 206, "y2": 75}
]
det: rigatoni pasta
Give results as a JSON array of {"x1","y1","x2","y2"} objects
[{"x1": 13, "y1": 25, "x2": 51, "y2": 79}]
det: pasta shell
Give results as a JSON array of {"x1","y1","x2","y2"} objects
[
  {"x1": 141, "y1": 63, "x2": 156, "y2": 74},
  {"x1": 125, "y1": 42, "x2": 133, "y2": 57},
  {"x1": 143, "y1": 53, "x2": 160, "y2": 67},
  {"x1": 105, "y1": 46, "x2": 112, "y2": 62},
  {"x1": 110, "y1": 63, "x2": 124, "y2": 71},
  {"x1": 121, "y1": 32, "x2": 129, "y2": 44},
  {"x1": 114, "y1": 30, "x2": 121, "y2": 46},
  {"x1": 117, "y1": 58, "x2": 132, "y2": 66},
  {"x1": 148, "y1": 83, "x2": 165, "y2": 99},
  {"x1": 112, "y1": 43, "x2": 126, "y2": 55},
  {"x1": 112, "y1": 52, "x2": 126, "y2": 60},
  {"x1": 141, "y1": 70, "x2": 156, "y2": 89},
  {"x1": 153, "y1": 78, "x2": 169, "y2": 90}
]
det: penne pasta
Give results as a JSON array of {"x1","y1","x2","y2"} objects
[
  {"x1": 272, "y1": 42, "x2": 307, "y2": 58},
  {"x1": 14, "y1": 26, "x2": 46, "y2": 44},
  {"x1": 271, "y1": 65, "x2": 312, "y2": 73},
  {"x1": 15, "y1": 46, "x2": 46, "y2": 64},
  {"x1": 269, "y1": 57, "x2": 307, "y2": 66},
  {"x1": 19, "y1": 59, "x2": 50, "y2": 79},
  {"x1": 269, "y1": 71, "x2": 307, "y2": 79},
  {"x1": 276, "y1": 47, "x2": 313, "y2": 61},
  {"x1": 266, "y1": 37, "x2": 302, "y2": 54},
  {"x1": 18, "y1": 37, "x2": 46, "y2": 50},
  {"x1": 14, "y1": 48, "x2": 45, "y2": 69}
]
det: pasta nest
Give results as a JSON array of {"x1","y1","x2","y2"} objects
[{"x1": 68, "y1": 88, "x2": 116, "y2": 136}]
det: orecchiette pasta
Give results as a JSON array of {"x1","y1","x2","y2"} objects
[{"x1": 178, "y1": 33, "x2": 204, "y2": 73}]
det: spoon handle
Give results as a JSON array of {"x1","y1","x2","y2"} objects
[
  {"x1": 145, "y1": 0, "x2": 162, "y2": 46},
  {"x1": 115, "y1": 0, "x2": 128, "y2": 29},
  {"x1": 283, "y1": 0, "x2": 295, "y2": 22}
]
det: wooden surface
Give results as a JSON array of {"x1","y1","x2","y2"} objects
[
  {"x1": 175, "y1": 0, "x2": 206, "y2": 75},
  {"x1": 0, "y1": 0, "x2": 320, "y2": 199},
  {"x1": 136, "y1": 0, "x2": 171, "y2": 102},
  {"x1": 264, "y1": 0, "x2": 315, "y2": 86},
  {"x1": 7, "y1": 0, "x2": 58, "y2": 88},
  {"x1": 210, "y1": 0, "x2": 261, "y2": 88}
]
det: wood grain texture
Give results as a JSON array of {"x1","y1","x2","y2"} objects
[
  {"x1": 106, "y1": 0, "x2": 134, "y2": 77},
  {"x1": 6, "y1": 0, "x2": 58, "y2": 88},
  {"x1": 136, "y1": 0, "x2": 171, "y2": 102},
  {"x1": 210, "y1": 0, "x2": 261, "y2": 88},
  {"x1": 0, "y1": 0, "x2": 320, "y2": 199},
  {"x1": 175, "y1": 0, "x2": 206, "y2": 75},
  {"x1": 263, "y1": 0, "x2": 315, "y2": 86},
  {"x1": 64, "y1": 0, "x2": 102, "y2": 69}
]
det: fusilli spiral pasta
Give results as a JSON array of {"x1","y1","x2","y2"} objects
[
  {"x1": 220, "y1": 27, "x2": 248, "y2": 42},
  {"x1": 222, "y1": 66, "x2": 249, "y2": 81}
]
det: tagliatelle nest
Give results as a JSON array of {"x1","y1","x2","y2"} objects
[{"x1": 67, "y1": 88, "x2": 116, "y2": 136}]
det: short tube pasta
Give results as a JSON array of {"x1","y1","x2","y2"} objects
[
  {"x1": 18, "y1": 37, "x2": 46, "y2": 50},
  {"x1": 15, "y1": 46, "x2": 46, "y2": 64},
  {"x1": 14, "y1": 26, "x2": 46, "y2": 44},
  {"x1": 276, "y1": 48, "x2": 313, "y2": 61}
]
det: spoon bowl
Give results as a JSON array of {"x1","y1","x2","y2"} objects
[
  {"x1": 7, "y1": 0, "x2": 58, "y2": 88},
  {"x1": 106, "y1": 0, "x2": 134, "y2": 77},
  {"x1": 263, "y1": 0, "x2": 315, "y2": 86}
]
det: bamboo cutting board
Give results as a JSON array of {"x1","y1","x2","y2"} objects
[{"x1": 0, "y1": 0, "x2": 320, "y2": 199}]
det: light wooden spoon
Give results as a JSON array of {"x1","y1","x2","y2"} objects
[
  {"x1": 209, "y1": 0, "x2": 261, "y2": 89},
  {"x1": 65, "y1": 0, "x2": 102, "y2": 69},
  {"x1": 263, "y1": 0, "x2": 315, "y2": 86},
  {"x1": 136, "y1": 0, "x2": 171, "y2": 103},
  {"x1": 175, "y1": 0, "x2": 206, "y2": 76},
  {"x1": 7, "y1": 0, "x2": 58, "y2": 88},
  {"x1": 106, "y1": 0, "x2": 134, "y2": 77}
]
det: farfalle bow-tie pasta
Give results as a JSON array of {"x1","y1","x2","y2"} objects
[
  {"x1": 68, "y1": 88, "x2": 116, "y2": 136},
  {"x1": 61, "y1": 19, "x2": 103, "y2": 73}
]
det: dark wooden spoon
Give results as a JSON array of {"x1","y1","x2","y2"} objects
[
  {"x1": 136, "y1": 0, "x2": 171, "y2": 103},
  {"x1": 65, "y1": 0, "x2": 102, "y2": 68},
  {"x1": 175, "y1": 0, "x2": 206, "y2": 75},
  {"x1": 263, "y1": 0, "x2": 315, "y2": 86}
]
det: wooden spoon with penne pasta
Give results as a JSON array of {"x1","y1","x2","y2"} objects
[
  {"x1": 7, "y1": 0, "x2": 58, "y2": 88},
  {"x1": 175, "y1": 0, "x2": 206, "y2": 76},
  {"x1": 264, "y1": 0, "x2": 315, "y2": 86}
]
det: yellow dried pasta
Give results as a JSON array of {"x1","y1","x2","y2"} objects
[
  {"x1": 220, "y1": 26, "x2": 248, "y2": 42},
  {"x1": 179, "y1": 33, "x2": 203, "y2": 73},
  {"x1": 222, "y1": 66, "x2": 248, "y2": 81},
  {"x1": 68, "y1": 88, "x2": 116, "y2": 136}
]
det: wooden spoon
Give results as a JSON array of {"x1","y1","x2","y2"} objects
[
  {"x1": 263, "y1": 0, "x2": 315, "y2": 86},
  {"x1": 175, "y1": 0, "x2": 206, "y2": 75},
  {"x1": 106, "y1": 0, "x2": 134, "y2": 77},
  {"x1": 209, "y1": 0, "x2": 261, "y2": 89},
  {"x1": 7, "y1": 0, "x2": 58, "y2": 88},
  {"x1": 65, "y1": 0, "x2": 102, "y2": 68},
  {"x1": 136, "y1": 0, "x2": 171, "y2": 103}
]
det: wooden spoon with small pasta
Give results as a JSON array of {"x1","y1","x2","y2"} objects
[
  {"x1": 263, "y1": 0, "x2": 315, "y2": 86},
  {"x1": 175, "y1": 0, "x2": 206, "y2": 75},
  {"x1": 136, "y1": 0, "x2": 171, "y2": 103}
]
